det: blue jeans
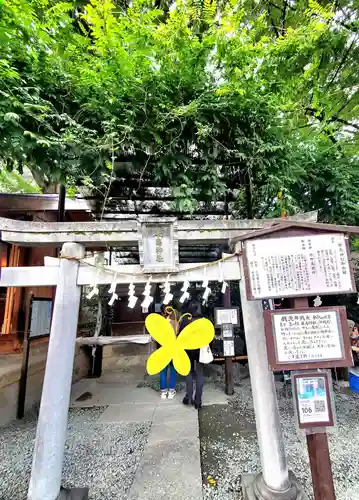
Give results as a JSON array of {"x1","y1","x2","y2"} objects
[{"x1": 160, "y1": 362, "x2": 176, "y2": 391}]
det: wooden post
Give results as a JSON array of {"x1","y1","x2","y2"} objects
[
  {"x1": 93, "y1": 346, "x2": 103, "y2": 378},
  {"x1": 28, "y1": 242, "x2": 87, "y2": 500},
  {"x1": 2, "y1": 245, "x2": 25, "y2": 335},
  {"x1": 17, "y1": 293, "x2": 32, "y2": 419},
  {"x1": 91, "y1": 295, "x2": 103, "y2": 378},
  {"x1": 293, "y1": 298, "x2": 336, "y2": 500},
  {"x1": 306, "y1": 434, "x2": 335, "y2": 500},
  {"x1": 223, "y1": 284, "x2": 234, "y2": 395},
  {"x1": 57, "y1": 185, "x2": 66, "y2": 223}
]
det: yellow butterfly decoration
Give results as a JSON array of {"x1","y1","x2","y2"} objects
[{"x1": 146, "y1": 306, "x2": 215, "y2": 376}]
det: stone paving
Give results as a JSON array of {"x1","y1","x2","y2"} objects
[
  {"x1": 70, "y1": 370, "x2": 228, "y2": 500},
  {"x1": 3, "y1": 368, "x2": 359, "y2": 500},
  {"x1": 0, "y1": 367, "x2": 228, "y2": 500}
]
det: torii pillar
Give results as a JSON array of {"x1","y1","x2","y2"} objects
[
  {"x1": 237, "y1": 246, "x2": 308, "y2": 500},
  {"x1": 28, "y1": 242, "x2": 88, "y2": 500}
]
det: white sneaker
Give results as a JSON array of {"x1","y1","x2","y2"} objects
[
  {"x1": 160, "y1": 390, "x2": 168, "y2": 400},
  {"x1": 167, "y1": 389, "x2": 176, "y2": 400}
]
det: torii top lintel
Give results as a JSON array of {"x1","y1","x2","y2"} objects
[{"x1": 0, "y1": 212, "x2": 319, "y2": 248}]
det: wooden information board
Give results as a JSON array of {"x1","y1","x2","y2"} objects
[
  {"x1": 243, "y1": 233, "x2": 355, "y2": 300},
  {"x1": 263, "y1": 306, "x2": 352, "y2": 371}
]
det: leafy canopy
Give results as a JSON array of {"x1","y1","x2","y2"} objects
[{"x1": 0, "y1": 0, "x2": 358, "y2": 221}]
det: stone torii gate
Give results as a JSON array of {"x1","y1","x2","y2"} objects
[{"x1": 0, "y1": 213, "x2": 317, "y2": 500}]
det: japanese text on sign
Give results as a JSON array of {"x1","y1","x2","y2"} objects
[
  {"x1": 155, "y1": 227, "x2": 165, "y2": 263},
  {"x1": 222, "y1": 323, "x2": 234, "y2": 338},
  {"x1": 272, "y1": 310, "x2": 343, "y2": 364},
  {"x1": 215, "y1": 308, "x2": 239, "y2": 326},
  {"x1": 245, "y1": 233, "x2": 354, "y2": 299},
  {"x1": 141, "y1": 222, "x2": 175, "y2": 271},
  {"x1": 223, "y1": 340, "x2": 235, "y2": 356}
]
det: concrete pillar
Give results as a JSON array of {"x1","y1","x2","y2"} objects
[
  {"x1": 237, "y1": 251, "x2": 303, "y2": 500},
  {"x1": 28, "y1": 243, "x2": 85, "y2": 500}
]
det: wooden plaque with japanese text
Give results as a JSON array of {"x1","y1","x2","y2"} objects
[
  {"x1": 263, "y1": 306, "x2": 353, "y2": 371},
  {"x1": 243, "y1": 232, "x2": 355, "y2": 300},
  {"x1": 138, "y1": 217, "x2": 179, "y2": 273}
]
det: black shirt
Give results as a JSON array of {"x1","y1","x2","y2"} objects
[{"x1": 179, "y1": 315, "x2": 200, "y2": 363}]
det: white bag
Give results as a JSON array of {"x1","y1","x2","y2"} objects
[{"x1": 199, "y1": 345, "x2": 214, "y2": 364}]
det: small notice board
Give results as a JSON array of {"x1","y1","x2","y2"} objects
[
  {"x1": 215, "y1": 307, "x2": 240, "y2": 327},
  {"x1": 221, "y1": 323, "x2": 235, "y2": 357},
  {"x1": 243, "y1": 233, "x2": 355, "y2": 300},
  {"x1": 292, "y1": 371, "x2": 335, "y2": 429},
  {"x1": 29, "y1": 298, "x2": 52, "y2": 339},
  {"x1": 263, "y1": 306, "x2": 353, "y2": 371}
]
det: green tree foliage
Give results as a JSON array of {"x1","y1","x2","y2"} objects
[
  {"x1": 0, "y1": 165, "x2": 40, "y2": 193},
  {"x1": 0, "y1": 0, "x2": 358, "y2": 222}
]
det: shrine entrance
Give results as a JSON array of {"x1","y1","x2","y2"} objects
[{"x1": 0, "y1": 212, "x2": 318, "y2": 500}]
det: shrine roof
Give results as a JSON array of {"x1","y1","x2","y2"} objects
[
  {"x1": 0, "y1": 193, "x2": 93, "y2": 222},
  {"x1": 230, "y1": 220, "x2": 359, "y2": 247}
]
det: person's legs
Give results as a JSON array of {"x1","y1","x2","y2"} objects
[
  {"x1": 160, "y1": 364, "x2": 168, "y2": 399},
  {"x1": 194, "y1": 362, "x2": 204, "y2": 409},
  {"x1": 183, "y1": 360, "x2": 195, "y2": 405},
  {"x1": 168, "y1": 362, "x2": 177, "y2": 399}
]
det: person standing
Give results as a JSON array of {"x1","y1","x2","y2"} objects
[
  {"x1": 159, "y1": 306, "x2": 178, "y2": 399},
  {"x1": 181, "y1": 300, "x2": 205, "y2": 409},
  {"x1": 350, "y1": 325, "x2": 359, "y2": 346},
  {"x1": 350, "y1": 325, "x2": 359, "y2": 366}
]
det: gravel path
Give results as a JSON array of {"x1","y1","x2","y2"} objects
[
  {"x1": 0, "y1": 407, "x2": 151, "y2": 500},
  {"x1": 200, "y1": 378, "x2": 359, "y2": 500}
]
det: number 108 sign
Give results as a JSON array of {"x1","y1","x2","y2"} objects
[{"x1": 292, "y1": 371, "x2": 336, "y2": 430}]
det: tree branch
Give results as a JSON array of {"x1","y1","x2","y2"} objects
[
  {"x1": 336, "y1": 90, "x2": 359, "y2": 115},
  {"x1": 304, "y1": 107, "x2": 337, "y2": 144},
  {"x1": 339, "y1": 21, "x2": 359, "y2": 33},
  {"x1": 246, "y1": 168, "x2": 254, "y2": 219},
  {"x1": 325, "y1": 35, "x2": 358, "y2": 92},
  {"x1": 330, "y1": 117, "x2": 359, "y2": 131},
  {"x1": 268, "y1": 1, "x2": 295, "y2": 12},
  {"x1": 281, "y1": 1, "x2": 288, "y2": 36},
  {"x1": 268, "y1": 1, "x2": 283, "y2": 10},
  {"x1": 268, "y1": 8, "x2": 279, "y2": 38}
]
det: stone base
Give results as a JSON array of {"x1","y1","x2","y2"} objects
[
  {"x1": 242, "y1": 472, "x2": 309, "y2": 500},
  {"x1": 57, "y1": 487, "x2": 89, "y2": 500}
]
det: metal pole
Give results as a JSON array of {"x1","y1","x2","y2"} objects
[
  {"x1": 238, "y1": 252, "x2": 298, "y2": 499},
  {"x1": 28, "y1": 242, "x2": 85, "y2": 500}
]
